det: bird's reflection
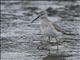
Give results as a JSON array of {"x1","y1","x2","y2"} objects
[{"x1": 43, "y1": 54, "x2": 66, "y2": 60}]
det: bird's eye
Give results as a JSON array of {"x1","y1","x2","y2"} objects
[{"x1": 41, "y1": 16, "x2": 44, "y2": 19}]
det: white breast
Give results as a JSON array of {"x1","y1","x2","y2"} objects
[{"x1": 40, "y1": 20, "x2": 55, "y2": 36}]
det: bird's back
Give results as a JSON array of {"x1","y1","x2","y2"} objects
[{"x1": 52, "y1": 22, "x2": 72, "y2": 35}]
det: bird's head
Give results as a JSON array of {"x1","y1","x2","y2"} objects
[
  {"x1": 39, "y1": 11, "x2": 48, "y2": 19},
  {"x1": 39, "y1": 11, "x2": 47, "y2": 16}
]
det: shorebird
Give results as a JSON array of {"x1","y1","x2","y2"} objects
[{"x1": 31, "y1": 11, "x2": 71, "y2": 55}]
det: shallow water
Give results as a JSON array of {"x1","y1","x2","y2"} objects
[{"x1": 1, "y1": 1, "x2": 80, "y2": 60}]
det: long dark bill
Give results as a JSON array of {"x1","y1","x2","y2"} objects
[{"x1": 31, "y1": 14, "x2": 42, "y2": 23}]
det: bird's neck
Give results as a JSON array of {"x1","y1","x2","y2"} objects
[{"x1": 42, "y1": 16, "x2": 50, "y2": 22}]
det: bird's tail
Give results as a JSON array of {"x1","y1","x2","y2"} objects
[
  {"x1": 52, "y1": 23, "x2": 78, "y2": 35},
  {"x1": 62, "y1": 30, "x2": 78, "y2": 35}
]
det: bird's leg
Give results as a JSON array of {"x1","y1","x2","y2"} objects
[
  {"x1": 48, "y1": 36, "x2": 51, "y2": 55},
  {"x1": 55, "y1": 37, "x2": 59, "y2": 56},
  {"x1": 48, "y1": 36, "x2": 50, "y2": 42}
]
